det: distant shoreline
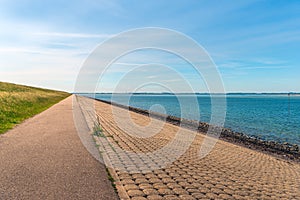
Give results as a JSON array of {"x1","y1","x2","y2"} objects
[{"x1": 75, "y1": 92, "x2": 300, "y2": 96}]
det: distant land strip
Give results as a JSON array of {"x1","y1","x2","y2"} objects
[{"x1": 75, "y1": 92, "x2": 300, "y2": 95}]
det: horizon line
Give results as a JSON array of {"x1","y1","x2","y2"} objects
[{"x1": 74, "y1": 92, "x2": 300, "y2": 95}]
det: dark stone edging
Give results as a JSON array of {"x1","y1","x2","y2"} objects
[{"x1": 92, "y1": 97, "x2": 300, "y2": 162}]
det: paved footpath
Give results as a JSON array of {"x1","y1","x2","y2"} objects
[
  {"x1": 79, "y1": 96, "x2": 300, "y2": 200},
  {"x1": 0, "y1": 96, "x2": 118, "y2": 200}
]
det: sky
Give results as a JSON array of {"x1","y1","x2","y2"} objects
[{"x1": 0, "y1": 0, "x2": 299, "y2": 93}]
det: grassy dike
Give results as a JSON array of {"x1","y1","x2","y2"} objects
[{"x1": 0, "y1": 82, "x2": 70, "y2": 134}]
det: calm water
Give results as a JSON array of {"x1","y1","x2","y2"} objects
[{"x1": 83, "y1": 94, "x2": 300, "y2": 145}]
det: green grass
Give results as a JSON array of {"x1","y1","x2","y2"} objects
[
  {"x1": 93, "y1": 122, "x2": 105, "y2": 137},
  {"x1": 105, "y1": 167, "x2": 117, "y2": 192},
  {"x1": 0, "y1": 81, "x2": 70, "y2": 134}
]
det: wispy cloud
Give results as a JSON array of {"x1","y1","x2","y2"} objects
[
  {"x1": 217, "y1": 58, "x2": 289, "y2": 70},
  {"x1": 114, "y1": 62, "x2": 144, "y2": 66},
  {"x1": 34, "y1": 32, "x2": 114, "y2": 39},
  {"x1": 0, "y1": 47, "x2": 39, "y2": 53}
]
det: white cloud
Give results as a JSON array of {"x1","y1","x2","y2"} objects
[
  {"x1": 217, "y1": 58, "x2": 289, "y2": 70},
  {"x1": 114, "y1": 62, "x2": 144, "y2": 66},
  {"x1": 33, "y1": 32, "x2": 114, "y2": 39}
]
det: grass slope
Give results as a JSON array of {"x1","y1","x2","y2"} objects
[{"x1": 0, "y1": 82, "x2": 70, "y2": 134}]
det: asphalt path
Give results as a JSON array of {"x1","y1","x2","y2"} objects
[{"x1": 0, "y1": 96, "x2": 118, "y2": 200}]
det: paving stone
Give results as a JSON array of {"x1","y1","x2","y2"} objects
[
  {"x1": 149, "y1": 178, "x2": 162, "y2": 184},
  {"x1": 163, "y1": 195, "x2": 180, "y2": 200},
  {"x1": 191, "y1": 192, "x2": 207, "y2": 199},
  {"x1": 132, "y1": 173, "x2": 146, "y2": 179},
  {"x1": 153, "y1": 183, "x2": 168, "y2": 190},
  {"x1": 187, "y1": 188, "x2": 200, "y2": 193},
  {"x1": 157, "y1": 188, "x2": 175, "y2": 195},
  {"x1": 161, "y1": 178, "x2": 175, "y2": 184},
  {"x1": 168, "y1": 173, "x2": 180, "y2": 178},
  {"x1": 144, "y1": 174, "x2": 157, "y2": 179},
  {"x1": 173, "y1": 188, "x2": 189, "y2": 195},
  {"x1": 166, "y1": 183, "x2": 182, "y2": 189},
  {"x1": 232, "y1": 194, "x2": 244, "y2": 199},
  {"x1": 218, "y1": 193, "x2": 234, "y2": 199},
  {"x1": 157, "y1": 173, "x2": 169, "y2": 179},
  {"x1": 131, "y1": 197, "x2": 147, "y2": 200},
  {"x1": 147, "y1": 195, "x2": 163, "y2": 200},
  {"x1": 143, "y1": 189, "x2": 159, "y2": 196},
  {"x1": 178, "y1": 194, "x2": 196, "y2": 200},
  {"x1": 139, "y1": 183, "x2": 154, "y2": 190},
  {"x1": 127, "y1": 190, "x2": 145, "y2": 197},
  {"x1": 178, "y1": 182, "x2": 192, "y2": 188},
  {"x1": 135, "y1": 178, "x2": 149, "y2": 184},
  {"x1": 121, "y1": 179, "x2": 135, "y2": 184},
  {"x1": 124, "y1": 184, "x2": 139, "y2": 191},
  {"x1": 223, "y1": 188, "x2": 234, "y2": 195},
  {"x1": 173, "y1": 177, "x2": 186, "y2": 182},
  {"x1": 205, "y1": 192, "x2": 219, "y2": 199},
  {"x1": 210, "y1": 187, "x2": 224, "y2": 195}
]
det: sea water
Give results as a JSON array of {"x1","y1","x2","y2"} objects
[{"x1": 83, "y1": 94, "x2": 300, "y2": 145}]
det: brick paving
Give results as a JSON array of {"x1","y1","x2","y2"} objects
[{"x1": 78, "y1": 96, "x2": 300, "y2": 200}]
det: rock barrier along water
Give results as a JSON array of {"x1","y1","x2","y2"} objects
[{"x1": 91, "y1": 97, "x2": 300, "y2": 162}]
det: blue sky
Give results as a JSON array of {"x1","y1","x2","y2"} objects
[{"x1": 0, "y1": 0, "x2": 299, "y2": 92}]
